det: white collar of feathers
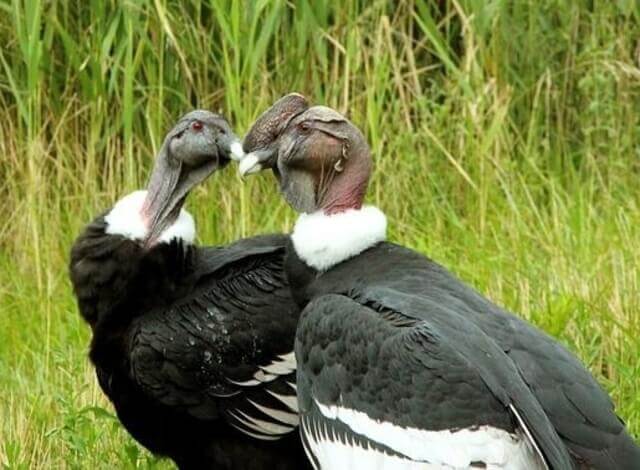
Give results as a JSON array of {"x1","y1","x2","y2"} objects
[
  {"x1": 104, "y1": 190, "x2": 196, "y2": 244},
  {"x1": 291, "y1": 206, "x2": 387, "y2": 271}
]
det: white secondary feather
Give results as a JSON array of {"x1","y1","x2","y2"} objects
[
  {"x1": 247, "y1": 398, "x2": 299, "y2": 426},
  {"x1": 104, "y1": 190, "x2": 196, "y2": 244},
  {"x1": 227, "y1": 392, "x2": 299, "y2": 441},
  {"x1": 291, "y1": 206, "x2": 387, "y2": 271},
  {"x1": 229, "y1": 409, "x2": 293, "y2": 435},
  {"x1": 302, "y1": 415, "x2": 436, "y2": 470},
  {"x1": 305, "y1": 400, "x2": 545, "y2": 470},
  {"x1": 227, "y1": 352, "x2": 296, "y2": 387},
  {"x1": 228, "y1": 421, "x2": 282, "y2": 442},
  {"x1": 260, "y1": 351, "x2": 296, "y2": 375},
  {"x1": 225, "y1": 351, "x2": 299, "y2": 440}
]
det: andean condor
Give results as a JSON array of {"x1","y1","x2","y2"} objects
[
  {"x1": 70, "y1": 109, "x2": 312, "y2": 470},
  {"x1": 238, "y1": 95, "x2": 640, "y2": 469}
]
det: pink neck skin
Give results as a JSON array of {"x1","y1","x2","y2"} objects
[{"x1": 319, "y1": 158, "x2": 371, "y2": 215}]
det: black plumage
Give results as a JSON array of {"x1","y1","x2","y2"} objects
[
  {"x1": 288, "y1": 239, "x2": 640, "y2": 468},
  {"x1": 70, "y1": 217, "x2": 309, "y2": 469},
  {"x1": 238, "y1": 98, "x2": 640, "y2": 469},
  {"x1": 289, "y1": 244, "x2": 567, "y2": 468},
  {"x1": 69, "y1": 110, "x2": 311, "y2": 470}
]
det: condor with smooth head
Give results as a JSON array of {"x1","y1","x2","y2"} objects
[{"x1": 70, "y1": 109, "x2": 311, "y2": 470}]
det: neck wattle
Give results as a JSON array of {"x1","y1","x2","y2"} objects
[{"x1": 318, "y1": 168, "x2": 369, "y2": 216}]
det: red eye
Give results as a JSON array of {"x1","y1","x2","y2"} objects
[
  {"x1": 299, "y1": 122, "x2": 310, "y2": 132},
  {"x1": 192, "y1": 120, "x2": 203, "y2": 131}
]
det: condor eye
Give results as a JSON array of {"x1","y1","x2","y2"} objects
[{"x1": 299, "y1": 122, "x2": 311, "y2": 133}]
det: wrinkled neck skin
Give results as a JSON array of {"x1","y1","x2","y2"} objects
[
  {"x1": 289, "y1": 145, "x2": 384, "y2": 272},
  {"x1": 316, "y1": 143, "x2": 371, "y2": 215},
  {"x1": 318, "y1": 169, "x2": 369, "y2": 215}
]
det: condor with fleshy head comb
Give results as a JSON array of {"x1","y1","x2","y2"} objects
[
  {"x1": 239, "y1": 97, "x2": 640, "y2": 469},
  {"x1": 70, "y1": 110, "x2": 311, "y2": 470}
]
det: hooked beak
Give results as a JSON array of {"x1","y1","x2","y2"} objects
[
  {"x1": 229, "y1": 141, "x2": 245, "y2": 161},
  {"x1": 217, "y1": 132, "x2": 245, "y2": 163},
  {"x1": 238, "y1": 149, "x2": 276, "y2": 177}
]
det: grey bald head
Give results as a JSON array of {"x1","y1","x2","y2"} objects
[
  {"x1": 166, "y1": 110, "x2": 237, "y2": 166},
  {"x1": 142, "y1": 110, "x2": 241, "y2": 245},
  {"x1": 241, "y1": 103, "x2": 372, "y2": 214}
]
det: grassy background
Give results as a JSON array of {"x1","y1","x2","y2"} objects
[{"x1": 1, "y1": 0, "x2": 639, "y2": 467}]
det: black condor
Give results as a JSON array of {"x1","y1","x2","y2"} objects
[
  {"x1": 70, "y1": 109, "x2": 310, "y2": 470},
  {"x1": 239, "y1": 95, "x2": 640, "y2": 470}
]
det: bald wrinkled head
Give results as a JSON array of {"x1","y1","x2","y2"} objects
[
  {"x1": 243, "y1": 93, "x2": 309, "y2": 154},
  {"x1": 241, "y1": 101, "x2": 372, "y2": 214}
]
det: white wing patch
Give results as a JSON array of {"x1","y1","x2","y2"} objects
[
  {"x1": 261, "y1": 351, "x2": 297, "y2": 375},
  {"x1": 227, "y1": 352, "x2": 296, "y2": 386},
  {"x1": 302, "y1": 415, "x2": 437, "y2": 470},
  {"x1": 305, "y1": 400, "x2": 545, "y2": 470},
  {"x1": 228, "y1": 409, "x2": 293, "y2": 435},
  {"x1": 247, "y1": 398, "x2": 299, "y2": 426},
  {"x1": 225, "y1": 352, "x2": 299, "y2": 441}
]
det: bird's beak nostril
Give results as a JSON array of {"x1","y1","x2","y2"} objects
[{"x1": 192, "y1": 121, "x2": 203, "y2": 131}]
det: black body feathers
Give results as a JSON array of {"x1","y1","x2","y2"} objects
[{"x1": 70, "y1": 217, "x2": 309, "y2": 470}]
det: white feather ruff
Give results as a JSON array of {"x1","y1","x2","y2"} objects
[
  {"x1": 291, "y1": 206, "x2": 387, "y2": 271},
  {"x1": 104, "y1": 190, "x2": 196, "y2": 244}
]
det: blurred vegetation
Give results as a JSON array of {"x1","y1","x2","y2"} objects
[{"x1": 0, "y1": 0, "x2": 639, "y2": 467}]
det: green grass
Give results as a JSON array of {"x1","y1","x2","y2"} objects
[{"x1": 1, "y1": 0, "x2": 639, "y2": 467}]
